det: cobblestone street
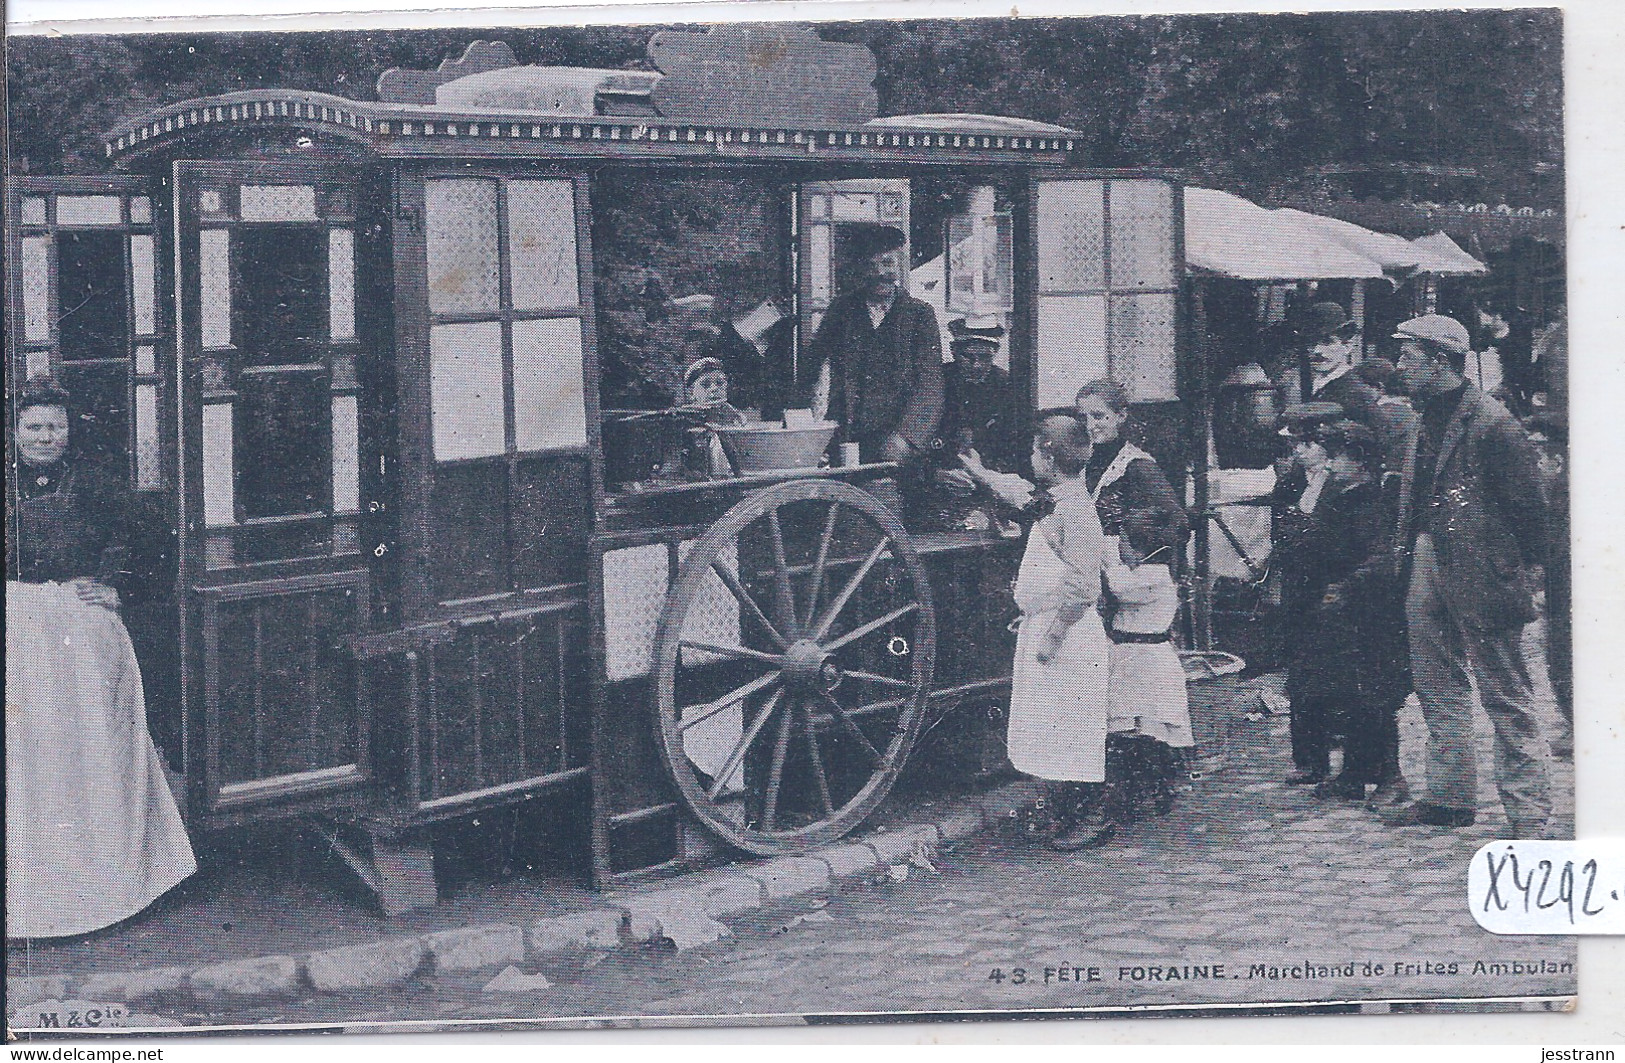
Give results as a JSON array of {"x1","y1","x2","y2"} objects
[{"x1": 162, "y1": 654, "x2": 1576, "y2": 1032}]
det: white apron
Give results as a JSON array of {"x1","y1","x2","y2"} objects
[
  {"x1": 6, "y1": 582, "x2": 196, "y2": 938},
  {"x1": 1006, "y1": 509, "x2": 1111, "y2": 783},
  {"x1": 1093, "y1": 445, "x2": 1195, "y2": 748}
]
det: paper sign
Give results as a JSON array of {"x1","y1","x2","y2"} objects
[{"x1": 1468, "y1": 840, "x2": 1625, "y2": 935}]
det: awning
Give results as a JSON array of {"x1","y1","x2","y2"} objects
[
  {"x1": 1183, "y1": 188, "x2": 1388, "y2": 281},
  {"x1": 1272, "y1": 206, "x2": 1424, "y2": 273},
  {"x1": 1408, "y1": 231, "x2": 1489, "y2": 275}
]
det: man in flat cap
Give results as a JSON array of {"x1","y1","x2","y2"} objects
[
  {"x1": 804, "y1": 224, "x2": 945, "y2": 466},
  {"x1": 1388, "y1": 313, "x2": 1551, "y2": 834}
]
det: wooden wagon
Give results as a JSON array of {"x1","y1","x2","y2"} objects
[{"x1": 5, "y1": 30, "x2": 1205, "y2": 909}]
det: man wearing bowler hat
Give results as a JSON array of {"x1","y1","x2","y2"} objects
[
  {"x1": 1387, "y1": 313, "x2": 1551, "y2": 834},
  {"x1": 804, "y1": 223, "x2": 945, "y2": 466},
  {"x1": 1294, "y1": 301, "x2": 1416, "y2": 475}
]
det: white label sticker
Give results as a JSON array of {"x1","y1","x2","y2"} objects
[{"x1": 1468, "y1": 840, "x2": 1625, "y2": 935}]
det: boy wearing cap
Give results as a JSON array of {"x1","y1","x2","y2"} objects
[
  {"x1": 1298, "y1": 420, "x2": 1409, "y2": 800},
  {"x1": 803, "y1": 224, "x2": 945, "y2": 466},
  {"x1": 1390, "y1": 314, "x2": 1551, "y2": 834},
  {"x1": 1270, "y1": 401, "x2": 1346, "y2": 784}
]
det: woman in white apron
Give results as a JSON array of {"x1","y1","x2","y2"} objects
[
  {"x1": 7, "y1": 380, "x2": 196, "y2": 938},
  {"x1": 1004, "y1": 416, "x2": 1115, "y2": 850},
  {"x1": 1075, "y1": 380, "x2": 1195, "y2": 819}
]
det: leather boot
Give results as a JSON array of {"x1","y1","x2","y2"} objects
[{"x1": 1049, "y1": 784, "x2": 1114, "y2": 851}]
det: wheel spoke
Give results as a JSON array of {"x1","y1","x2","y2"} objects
[
  {"x1": 843, "y1": 668, "x2": 913, "y2": 690},
  {"x1": 711, "y1": 560, "x2": 790, "y2": 650},
  {"x1": 811, "y1": 537, "x2": 891, "y2": 641},
  {"x1": 802, "y1": 502, "x2": 842, "y2": 629},
  {"x1": 679, "y1": 640, "x2": 784, "y2": 667},
  {"x1": 821, "y1": 602, "x2": 920, "y2": 654},
  {"x1": 842, "y1": 695, "x2": 909, "y2": 720},
  {"x1": 762, "y1": 697, "x2": 795, "y2": 832},
  {"x1": 766, "y1": 510, "x2": 799, "y2": 638},
  {"x1": 678, "y1": 671, "x2": 779, "y2": 734},
  {"x1": 706, "y1": 690, "x2": 783, "y2": 801},
  {"x1": 798, "y1": 699, "x2": 836, "y2": 817},
  {"x1": 817, "y1": 691, "x2": 882, "y2": 763}
]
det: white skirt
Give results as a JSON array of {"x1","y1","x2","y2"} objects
[
  {"x1": 1006, "y1": 607, "x2": 1112, "y2": 782},
  {"x1": 1107, "y1": 640, "x2": 1195, "y2": 748},
  {"x1": 6, "y1": 582, "x2": 196, "y2": 938}
]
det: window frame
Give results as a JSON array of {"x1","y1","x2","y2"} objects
[{"x1": 7, "y1": 176, "x2": 171, "y2": 492}]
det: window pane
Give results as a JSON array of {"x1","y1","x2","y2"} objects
[
  {"x1": 430, "y1": 462, "x2": 509, "y2": 601},
  {"x1": 330, "y1": 394, "x2": 360, "y2": 513},
  {"x1": 1110, "y1": 293, "x2": 1179, "y2": 402},
  {"x1": 512, "y1": 453, "x2": 589, "y2": 588},
  {"x1": 130, "y1": 197, "x2": 152, "y2": 224},
  {"x1": 56, "y1": 195, "x2": 123, "y2": 226},
  {"x1": 57, "y1": 361, "x2": 129, "y2": 469},
  {"x1": 513, "y1": 318, "x2": 586, "y2": 451},
  {"x1": 239, "y1": 184, "x2": 318, "y2": 222},
  {"x1": 56, "y1": 231, "x2": 128, "y2": 362},
  {"x1": 135, "y1": 383, "x2": 161, "y2": 489},
  {"x1": 23, "y1": 196, "x2": 47, "y2": 225},
  {"x1": 200, "y1": 230, "x2": 232, "y2": 348},
  {"x1": 235, "y1": 227, "x2": 326, "y2": 364},
  {"x1": 1035, "y1": 294, "x2": 1107, "y2": 408},
  {"x1": 22, "y1": 236, "x2": 51, "y2": 341},
  {"x1": 131, "y1": 234, "x2": 157, "y2": 336},
  {"x1": 425, "y1": 179, "x2": 500, "y2": 315},
  {"x1": 1108, "y1": 180, "x2": 1176, "y2": 290},
  {"x1": 508, "y1": 180, "x2": 579, "y2": 310},
  {"x1": 236, "y1": 372, "x2": 329, "y2": 518},
  {"x1": 430, "y1": 321, "x2": 506, "y2": 460},
  {"x1": 135, "y1": 345, "x2": 157, "y2": 375},
  {"x1": 202, "y1": 402, "x2": 236, "y2": 525},
  {"x1": 1036, "y1": 180, "x2": 1105, "y2": 292},
  {"x1": 328, "y1": 228, "x2": 355, "y2": 342},
  {"x1": 808, "y1": 224, "x2": 832, "y2": 305}
]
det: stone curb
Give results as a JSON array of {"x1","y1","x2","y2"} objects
[{"x1": 5, "y1": 781, "x2": 1028, "y2": 1018}]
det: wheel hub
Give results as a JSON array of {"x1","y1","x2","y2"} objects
[{"x1": 782, "y1": 639, "x2": 842, "y2": 693}]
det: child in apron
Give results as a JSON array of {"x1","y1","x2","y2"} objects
[{"x1": 1005, "y1": 415, "x2": 1115, "y2": 850}]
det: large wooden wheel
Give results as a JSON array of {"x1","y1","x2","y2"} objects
[{"x1": 653, "y1": 479, "x2": 936, "y2": 855}]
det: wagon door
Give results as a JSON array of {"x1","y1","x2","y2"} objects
[
  {"x1": 6, "y1": 176, "x2": 180, "y2": 761},
  {"x1": 172, "y1": 161, "x2": 380, "y2": 820}
]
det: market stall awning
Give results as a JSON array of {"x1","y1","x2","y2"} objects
[
  {"x1": 1183, "y1": 188, "x2": 1387, "y2": 281},
  {"x1": 1272, "y1": 206, "x2": 1424, "y2": 273},
  {"x1": 1408, "y1": 231, "x2": 1489, "y2": 275}
]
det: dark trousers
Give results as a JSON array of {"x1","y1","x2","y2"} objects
[
  {"x1": 1337, "y1": 686, "x2": 1404, "y2": 785},
  {"x1": 1285, "y1": 686, "x2": 1334, "y2": 776}
]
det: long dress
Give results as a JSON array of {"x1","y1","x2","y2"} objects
[
  {"x1": 1006, "y1": 478, "x2": 1112, "y2": 782},
  {"x1": 1090, "y1": 440, "x2": 1195, "y2": 748},
  {"x1": 7, "y1": 460, "x2": 196, "y2": 938}
]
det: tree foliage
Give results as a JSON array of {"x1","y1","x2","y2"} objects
[{"x1": 7, "y1": 10, "x2": 1561, "y2": 207}]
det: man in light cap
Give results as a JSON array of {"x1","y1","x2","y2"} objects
[
  {"x1": 1387, "y1": 313, "x2": 1551, "y2": 833},
  {"x1": 803, "y1": 223, "x2": 944, "y2": 465}
]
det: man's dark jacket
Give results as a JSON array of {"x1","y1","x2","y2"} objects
[
  {"x1": 804, "y1": 291, "x2": 945, "y2": 454},
  {"x1": 1396, "y1": 381, "x2": 1547, "y2": 631}
]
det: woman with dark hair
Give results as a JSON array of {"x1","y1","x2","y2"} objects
[
  {"x1": 1072, "y1": 379, "x2": 1195, "y2": 821},
  {"x1": 7, "y1": 378, "x2": 195, "y2": 938}
]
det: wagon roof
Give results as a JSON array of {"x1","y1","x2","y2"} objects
[{"x1": 105, "y1": 35, "x2": 1078, "y2": 167}]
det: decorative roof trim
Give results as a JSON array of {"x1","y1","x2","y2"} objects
[{"x1": 105, "y1": 89, "x2": 1077, "y2": 162}]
